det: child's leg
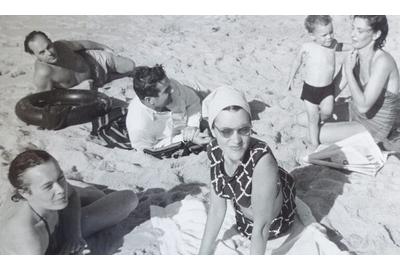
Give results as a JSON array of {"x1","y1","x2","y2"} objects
[
  {"x1": 304, "y1": 100, "x2": 320, "y2": 146},
  {"x1": 296, "y1": 112, "x2": 308, "y2": 127},
  {"x1": 319, "y1": 95, "x2": 334, "y2": 122}
]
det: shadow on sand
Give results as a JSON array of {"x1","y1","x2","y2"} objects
[{"x1": 285, "y1": 164, "x2": 353, "y2": 252}]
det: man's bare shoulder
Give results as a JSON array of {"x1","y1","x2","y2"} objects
[
  {"x1": 53, "y1": 40, "x2": 69, "y2": 48},
  {"x1": 34, "y1": 60, "x2": 53, "y2": 76}
]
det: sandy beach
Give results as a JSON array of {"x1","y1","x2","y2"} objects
[{"x1": 1, "y1": 15, "x2": 400, "y2": 254}]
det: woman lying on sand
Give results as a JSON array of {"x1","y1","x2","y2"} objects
[
  {"x1": 0, "y1": 150, "x2": 138, "y2": 255},
  {"x1": 197, "y1": 86, "x2": 296, "y2": 255},
  {"x1": 319, "y1": 15, "x2": 400, "y2": 145}
]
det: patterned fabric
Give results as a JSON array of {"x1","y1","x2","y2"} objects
[
  {"x1": 207, "y1": 138, "x2": 296, "y2": 239},
  {"x1": 91, "y1": 106, "x2": 133, "y2": 150}
]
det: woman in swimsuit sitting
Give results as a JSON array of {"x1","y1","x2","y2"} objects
[
  {"x1": 320, "y1": 15, "x2": 400, "y2": 144},
  {"x1": 0, "y1": 149, "x2": 138, "y2": 255},
  {"x1": 198, "y1": 86, "x2": 296, "y2": 255}
]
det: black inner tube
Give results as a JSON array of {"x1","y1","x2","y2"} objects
[{"x1": 15, "y1": 89, "x2": 112, "y2": 130}]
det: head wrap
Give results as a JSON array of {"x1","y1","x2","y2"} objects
[{"x1": 202, "y1": 85, "x2": 251, "y2": 127}]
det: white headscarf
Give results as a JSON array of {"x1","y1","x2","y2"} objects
[{"x1": 202, "y1": 85, "x2": 251, "y2": 127}]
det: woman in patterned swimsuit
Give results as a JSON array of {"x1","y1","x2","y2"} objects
[{"x1": 198, "y1": 86, "x2": 296, "y2": 255}]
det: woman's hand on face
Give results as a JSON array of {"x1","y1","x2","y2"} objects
[{"x1": 345, "y1": 49, "x2": 359, "y2": 74}]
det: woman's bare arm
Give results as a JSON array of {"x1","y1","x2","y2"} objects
[
  {"x1": 345, "y1": 50, "x2": 393, "y2": 113},
  {"x1": 250, "y1": 153, "x2": 280, "y2": 255},
  {"x1": 199, "y1": 185, "x2": 227, "y2": 255}
]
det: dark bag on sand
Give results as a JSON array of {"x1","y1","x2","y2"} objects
[{"x1": 143, "y1": 141, "x2": 205, "y2": 159}]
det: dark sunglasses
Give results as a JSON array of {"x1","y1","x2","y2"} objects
[{"x1": 214, "y1": 125, "x2": 252, "y2": 138}]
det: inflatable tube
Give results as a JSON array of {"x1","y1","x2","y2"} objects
[{"x1": 15, "y1": 89, "x2": 112, "y2": 130}]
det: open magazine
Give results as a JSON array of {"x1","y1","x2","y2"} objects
[{"x1": 304, "y1": 131, "x2": 388, "y2": 176}]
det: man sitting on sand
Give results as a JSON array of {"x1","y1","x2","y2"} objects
[
  {"x1": 24, "y1": 31, "x2": 136, "y2": 91},
  {"x1": 126, "y1": 64, "x2": 210, "y2": 150}
]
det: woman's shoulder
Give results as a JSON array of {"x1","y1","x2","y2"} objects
[
  {"x1": 249, "y1": 137, "x2": 271, "y2": 153},
  {"x1": 373, "y1": 50, "x2": 397, "y2": 70},
  {"x1": 0, "y1": 202, "x2": 35, "y2": 235}
]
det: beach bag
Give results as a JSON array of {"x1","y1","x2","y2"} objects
[
  {"x1": 304, "y1": 131, "x2": 388, "y2": 176},
  {"x1": 143, "y1": 141, "x2": 205, "y2": 159}
]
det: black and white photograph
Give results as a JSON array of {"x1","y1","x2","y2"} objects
[{"x1": 1, "y1": 2, "x2": 400, "y2": 257}]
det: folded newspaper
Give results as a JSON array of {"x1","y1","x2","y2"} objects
[{"x1": 304, "y1": 131, "x2": 388, "y2": 176}]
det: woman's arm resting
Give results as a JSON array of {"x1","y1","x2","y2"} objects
[
  {"x1": 199, "y1": 186, "x2": 227, "y2": 255},
  {"x1": 250, "y1": 153, "x2": 280, "y2": 255}
]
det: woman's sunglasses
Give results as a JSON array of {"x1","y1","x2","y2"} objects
[{"x1": 213, "y1": 125, "x2": 252, "y2": 138}]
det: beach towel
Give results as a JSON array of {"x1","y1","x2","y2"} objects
[
  {"x1": 91, "y1": 106, "x2": 133, "y2": 150},
  {"x1": 305, "y1": 131, "x2": 388, "y2": 176},
  {"x1": 149, "y1": 195, "x2": 346, "y2": 255}
]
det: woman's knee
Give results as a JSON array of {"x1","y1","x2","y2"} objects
[{"x1": 118, "y1": 190, "x2": 138, "y2": 212}]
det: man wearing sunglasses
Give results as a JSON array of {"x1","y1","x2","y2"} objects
[{"x1": 126, "y1": 64, "x2": 209, "y2": 150}]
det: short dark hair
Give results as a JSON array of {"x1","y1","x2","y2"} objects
[
  {"x1": 133, "y1": 64, "x2": 167, "y2": 100},
  {"x1": 8, "y1": 150, "x2": 56, "y2": 201},
  {"x1": 304, "y1": 15, "x2": 333, "y2": 33},
  {"x1": 24, "y1": 31, "x2": 51, "y2": 54},
  {"x1": 353, "y1": 15, "x2": 388, "y2": 50}
]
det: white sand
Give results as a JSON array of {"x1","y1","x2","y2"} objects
[{"x1": 0, "y1": 15, "x2": 400, "y2": 254}]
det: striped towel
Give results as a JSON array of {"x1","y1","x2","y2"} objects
[{"x1": 91, "y1": 106, "x2": 133, "y2": 150}]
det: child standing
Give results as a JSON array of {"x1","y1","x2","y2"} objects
[{"x1": 287, "y1": 15, "x2": 350, "y2": 147}]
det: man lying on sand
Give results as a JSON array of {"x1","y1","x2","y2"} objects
[
  {"x1": 126, "y1": 64, "x2": 210, "y2": 150},
  {"x1": 24, "y1": 31, "x2": 136, "y2": 91},
  {"x1": 0, "y1": 149, "x2": 138, "y2": 255}
]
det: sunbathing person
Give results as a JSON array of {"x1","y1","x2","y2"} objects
[
  {"x1": 0, "y1": 149, "x2": 138, "y2": 255},
  {"x1": 126, "y1": 64, "x2": 210, "y2": 150},
  {"x1": 24, "y1": 31, "x2": 136, "y2": 91},
  {"x1": 318, "y1": 16, "x2": 400, "y2": 145},
  {"x1": 198, "y1": 86, "x2": 296, "y2": 255}
]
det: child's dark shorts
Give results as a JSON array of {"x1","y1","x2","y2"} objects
[{"x1": 301, "y1": 81, "x2": 334, "y2": 105}]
